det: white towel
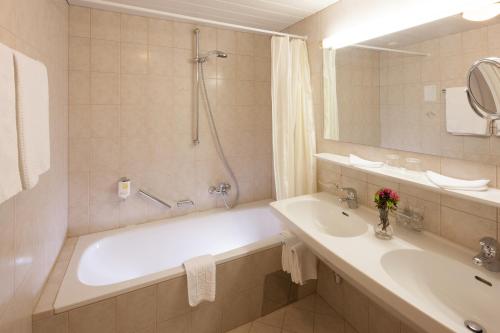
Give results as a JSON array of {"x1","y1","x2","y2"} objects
[
  {"x1": 13, "y1": 51, "x2": 50, "y2": 190},
  {"x1": 445, "y1": 87, "x2": 490, "y2": 136},
  {"x1": 282, "y1": 231, "x2": 317, "y2": 285},
  {"x1": 183, "y1": 255, "x2": 216, "y2": 307},
  {"x1": 349, "y1": 154, "x2": 384, "y2": 168},
  {"x1": 425, "y1": 171, "x2": 490, "y2": 191},
  {"x1": 0, "y1": 43, "x2": 22, "y2": 203}
]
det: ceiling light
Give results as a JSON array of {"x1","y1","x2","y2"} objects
[{"x1": 463, "y1": 2, "x2": 500, "y2": 21}]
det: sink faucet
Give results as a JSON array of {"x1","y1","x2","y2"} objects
[
  {"x1": 338, "y1": 187, "x2": 358, "y2": 209},
  {"x1": 473, "y1": 237, "x2": 500, "y2": 272}
]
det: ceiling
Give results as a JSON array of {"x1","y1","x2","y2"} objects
[{"x1": 69, "y1": 0, "x2": 339, "y2": 31}]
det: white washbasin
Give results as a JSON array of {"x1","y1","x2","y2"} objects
[
  {"x1": 286, "y1": 200, "x2": 368, "y2": 237},
  {"x1": 271, "y1": 192, "x2": 500, "y2": 333},
  {"x1": 382, "y1": 249, "x2": 499, "y2": 330}
]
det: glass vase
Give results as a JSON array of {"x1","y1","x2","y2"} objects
[{"x1": 375, "y1": 207, "x2": 393, "y2": 240}]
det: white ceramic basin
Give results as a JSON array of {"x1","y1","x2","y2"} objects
[
  {"x1": 286, "y1": 200, "x2": 368, "y2": 237},
  {"x1": 382, "y1": 249, "x2": 499, "y2": 330},
  {"x1": 271, "y1": 192, "x2": 500, "y2": 333}
]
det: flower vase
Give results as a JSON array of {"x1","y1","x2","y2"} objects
[{"x1": 375, "y1": 207, "x2": 393, "y2": 239}]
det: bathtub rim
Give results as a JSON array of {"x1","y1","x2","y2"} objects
[{"x1": 54, "y1": 199, "x2": 283, "y2": 313}]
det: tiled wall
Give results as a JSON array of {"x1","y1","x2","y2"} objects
[
  {"x1": 379, "y1": 23, "x2": 500, "y2": 158},
  {"x1": 0, "y1": 0, "x2": 69, "y2": 332},
  {"x1": 317, "y1": 260, "x2": 423, "y2": 333},
  {"x1": 68, "y1": 6, "x2": 273, "y2": 236},
  {"x1": 285, "y1": 5, "x2": 500, "y2": 251},
  {"x1": 335, "y1": 47, "x2": 381, "y2": 146},
  {"x1": 33, "y1": 246, "x2": 314, "y2": 333}
]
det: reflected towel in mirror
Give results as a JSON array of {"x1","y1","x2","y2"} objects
[{"x1": 425, "y1": 171, "x2": 489, "y2": 191}]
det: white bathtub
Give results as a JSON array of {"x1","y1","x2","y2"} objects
[{"x1": 54, "y1": 200, "x2": 283, "y2": 313}]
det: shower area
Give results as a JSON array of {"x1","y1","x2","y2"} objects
[{"x1": 68, "y1": 10, "x2": 274, "y2": 235}]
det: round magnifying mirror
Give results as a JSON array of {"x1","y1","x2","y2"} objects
[{"x1": 466, "y1": 57, "x2": 500, "y2": 120}]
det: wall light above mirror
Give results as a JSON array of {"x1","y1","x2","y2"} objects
[{"x1": 322, "y1": 12, "x2": 500, "y2": 160}]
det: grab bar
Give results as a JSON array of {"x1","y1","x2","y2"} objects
[{"x1": 138, "y1": 189, "x2": 171, "y2": 209}]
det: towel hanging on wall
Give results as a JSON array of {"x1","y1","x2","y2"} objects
[
  {"x1": 0, "y1": 43, "x2": 22, "y2": 204},
  {"x1": 445, "y1": 87, "x2": 491, "y2": 136},
  {"x1": 13, "y1": 50, "x2": 50, "y2": 190}
]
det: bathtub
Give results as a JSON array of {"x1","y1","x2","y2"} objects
[{"x1": 54, "y1": 199, "x2": 283, "y2": 313}]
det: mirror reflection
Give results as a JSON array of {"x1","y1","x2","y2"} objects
[{"x1": 323, "y1": 14, "x2": 500, "y2": 157}]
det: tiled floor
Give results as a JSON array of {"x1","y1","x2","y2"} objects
[{"x1": 227, "y1": 293, "x2": 346, "y2": 333}]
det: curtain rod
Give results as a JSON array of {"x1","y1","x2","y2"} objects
[{"x1": 69, "y1": 0, "x2": 308, "y2": 40}]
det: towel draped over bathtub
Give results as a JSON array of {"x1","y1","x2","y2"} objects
[{"x1": 184, "y1": 254, "x2": 216, "y2": 306}]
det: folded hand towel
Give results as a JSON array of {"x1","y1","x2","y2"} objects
[
  {"x1": 0, "y1": 43, "x2": 22, "y2": 203},
  {"x1": 425, "y1": 171, "x2": 489, "y2": 191},
  {"x1": 184, "y1": 255, "x2": 216, "y2": 307},
  {"x1": 349, "y1": 154, "x2": 384, "y2": 168},
  {"x1": 282, "y1": 231, "x2": 317, "y2": 285},
  {"x1": 13, "y1": 51, "x2": 50, "y2": 190},
  {"x1": 445, "y1": 87, "x2": 490, "y2": 136}
]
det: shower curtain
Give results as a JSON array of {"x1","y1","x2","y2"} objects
[{"x1": 271, "y1": 36, "x2": 316, "y2": 200}]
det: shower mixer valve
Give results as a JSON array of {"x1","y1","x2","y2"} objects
[{"x1": 208, "y1": 183, "x2": 231, "y2": 196}]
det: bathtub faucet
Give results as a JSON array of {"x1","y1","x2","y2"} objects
[{"x1": 208, "y1": 183, "x2": 234, "y2": 209}]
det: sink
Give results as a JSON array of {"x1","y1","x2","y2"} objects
[
  {"x1": 285, "y1": 199, "x2": 368, "y2": 237},
  {"x1": 381, "y1": 249, "x2": 500, "y2": 330},
  {"x1": 271, "y1": 192, "x2": 500, "y2": 333}
]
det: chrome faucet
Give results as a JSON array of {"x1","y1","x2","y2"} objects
[
  {"x1": 208, "y1": 182, "x2": 234, "y2": 209},
  {"x1": 473, "y1": 237, "x2": 500, "y2": 272},
  {"x1": 338, "y1": 187, "x2": 358, "y2": 209}
]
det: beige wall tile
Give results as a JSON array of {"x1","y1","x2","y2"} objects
[
  {"x1": 91, "y1": 105, "x2": 120, "y2": 138},
  {"x1": 222, "y1": 285, "x2": 264, "y2": 332},
  {"x1": 441, "y1": 206, "x2": 497, "y2": 250},
  {"x1": 441, "y1": 195, "x2": 497, "y2": 221},
  {"x1": 117, "y1": 286, "x2": 157, "y2": 333},
  {"x1": 121, "y1": 14, "x2": 148, "y2": 44},
  {"x1": 121, "y1": 43, "x2": 149, "y2": 74},
  {"x1": 33, "y1": 313, "x2": 68, "y2": 333},
  {"x1": 69, "y1": 7, "x2": 272, "y2": 235},
  {"x1": 217, "y1": 29, "x2": 236, "y2": 54},
  {"x1": 236, "y1": 32, "x2": 254, "y2": 56},
  {"x1": 343, "y1": 281, "x2": 369, "y2": 333},
  {"x1": 91, "y1": 39, "x2": 120, "y2": 73},
  {"x1": 69, "y1": 71, "x2": 90, "y2": 105},
  {"x1": 148, "y1": 46, "x2": 173, "y2": 76},
  {"x1": 441, "y1": 158, "x2": 497, "y2": 186},
  {"x1": 157, "y1": 313, "x2": 191, "y2": 333},
  {"x1": 91, "y1": 9, "x2": 120, "y2": 41},
  {"x1": 174, "y1": 22, "x2": 194, "y2": 50},
  {"x1": 157, "y1": 277, "x2": 190, "y2": 322},
  {"x1": 69, "y1": 6, "x2": 90, "y2": 37},
  {"x1": 69, "y1": 298, "x2": 116, "y2": 333},
  {"x1": 368, "y1": 302, "x2": 399, "y2": 333},
  {"x1": 90, "y1": 72, "x2": 120, "y2": 105},
  {"x1": 148, "y1": 18, "x2": 173, "y2": 47},
  {"x1": 69, "y1": 37, "x2": 90, "y2": 71},
  {"x1": 190, "y1": 302, "x2": 222, "y2": 333}
]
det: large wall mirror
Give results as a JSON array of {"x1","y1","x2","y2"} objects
[{"x1": 323, "y1": 14, "x2": 500, "y2": 158}]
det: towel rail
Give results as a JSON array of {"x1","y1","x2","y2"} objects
[{"x1": 138, "y1": 189, "x2": 171, "y2": 208}]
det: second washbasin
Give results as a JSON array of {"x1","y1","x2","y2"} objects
[{"x1": 381, "y1": 248, "x2": 500, "y2": 331}]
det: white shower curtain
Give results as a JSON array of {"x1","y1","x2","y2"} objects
[{"x1": 271, "y1": 36, "x2": 316, "y2": 200}]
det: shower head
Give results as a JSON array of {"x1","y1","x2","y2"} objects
[
  {"x1": 195, "y1": 50, "x2": 228, "y2": 63},
  {"x1": 206, "y1": 50, "x2": 228, "y2": 58}
]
